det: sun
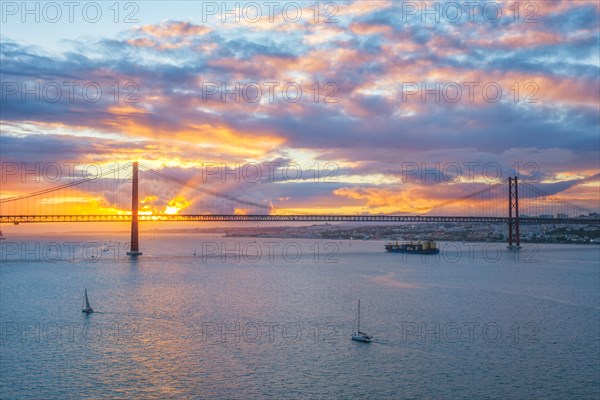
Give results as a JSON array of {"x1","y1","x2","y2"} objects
[{"x1": 164, "y1": 197, "x2": 191, "y2": 215}]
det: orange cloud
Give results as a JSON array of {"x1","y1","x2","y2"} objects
[
  {"x1": 349, "y1": 22, "x2": 393, "y2": 37},
  {"x1": 332, "y1": 184, "x2": 517, "y2": 216}
]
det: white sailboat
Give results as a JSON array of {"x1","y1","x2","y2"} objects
[
  {"x1": 351, "y1": 300, "x2": 372, "y2": 343},
  {"x1": 82, "y1": 288, "x2": 94, "y2": 314}
]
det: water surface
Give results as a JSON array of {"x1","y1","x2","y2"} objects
[{"x1": 1, "y1": 234, "x2": 599, "y2": 399}]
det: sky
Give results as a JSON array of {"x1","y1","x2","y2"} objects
[{"x1": 1, "y1": 0, "x2": 599, "y2": 227}]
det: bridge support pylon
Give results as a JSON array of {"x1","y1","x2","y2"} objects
[
  {"x1": 507, "y1": 176, "x2": 521, "y2": 250},
  {"x1": 127, "y1": 161, "x2": 142, "y2": 257}
]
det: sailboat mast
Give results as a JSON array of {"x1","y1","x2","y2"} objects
[{"x1": 357, "y1": 300, "x2": 360, "y2": 332}]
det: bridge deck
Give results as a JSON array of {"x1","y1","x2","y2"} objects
[{"x1": 1, "y1": 215, "x2": 598, "y2": 224}]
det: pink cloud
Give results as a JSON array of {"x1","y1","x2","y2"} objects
[{"x1": 137, "y1": 21, "x2": 211, "y2": 38}]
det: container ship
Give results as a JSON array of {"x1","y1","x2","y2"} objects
[{"x1": 385, "y1": 240, "x2": 439, "y2": 254}]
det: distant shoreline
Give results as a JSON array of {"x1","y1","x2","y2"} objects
[{"x1": 2, "y1": 221, "x2": 599, "y2": 245}]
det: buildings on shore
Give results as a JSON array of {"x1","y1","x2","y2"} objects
[{"x1": 223, "y1": 221, "x2": 600, "y2": 244}]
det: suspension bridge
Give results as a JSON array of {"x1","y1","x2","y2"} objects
[{"x1": 1, "y1": 162, "x2": 598, "y2": 255}]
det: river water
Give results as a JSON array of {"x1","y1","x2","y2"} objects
[{"x1": 1, "y1": 233, "x2": 599, "y2": 399}]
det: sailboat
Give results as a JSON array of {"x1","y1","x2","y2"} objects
[
  {"x1": 82, "y1": 288, "x2": 94, "y2": 314},
  {"x1": 351, "y1": 300, "x2": 372, "y2": 343}
]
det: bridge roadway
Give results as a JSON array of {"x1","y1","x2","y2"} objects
[{"x1": 1, "y1": 215, "x2": 598, "y2": 225}]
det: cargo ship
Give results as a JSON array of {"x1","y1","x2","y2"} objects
[{"x1": 385, "y1": 239, "x2": 439, "y2": 254}]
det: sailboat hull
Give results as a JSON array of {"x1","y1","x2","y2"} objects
[{"x1": 351, "y1": 334, "x2": 371, "y2": 343}]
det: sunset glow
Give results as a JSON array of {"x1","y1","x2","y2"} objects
[{"x1": 0, "y1": 0, "x2": 598, "y2": 220}]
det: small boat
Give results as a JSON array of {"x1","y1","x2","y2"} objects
[
  {"x1": 0, "y1": 230, "x2": 5, "y2": 240},
  {"x1": 385, "y1": 239, "x2": 439, "y2": 254},
  {"x1": 82, "y1": 288, "x2": 94, "y2": 314},
  {"x1": 351, "y1": 300, "x2": 372, "y2": 343}
]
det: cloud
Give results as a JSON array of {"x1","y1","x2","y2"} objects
[
  {"x1": 1, "y1": 4, "x2": 598, "y2": 213},
  {"x1": 137, "y1": 21, "x2": 212, "y2": 38}
]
